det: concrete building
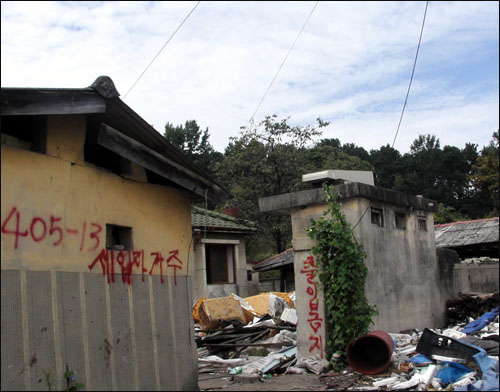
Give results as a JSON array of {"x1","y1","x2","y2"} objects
[
  {"x1": 1, "y1": 77, "x2": 229, "y2": 391},
  {"x1": 191, "y1": 206, "x2": 260, "y2": 301},
  {"x1": 259, "y1": 170, "x2": 441, "y2": 361}
]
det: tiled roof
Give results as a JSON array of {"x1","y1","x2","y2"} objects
[
  {"x1": 435, "y1": 217, "x2": 499, "y2": 248},
  {"x1": 191, "y1": 206, "x2": 259, "y2": 233},
  {"x1": 253, "y1": 248, "x2": 294, "y2": 271}
]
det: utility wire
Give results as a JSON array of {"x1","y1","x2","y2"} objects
[
  {"x1": 123, "y1": 1, "x2": 201, "y2": 99},
  {"x1": 248, "y1": 1, "x2": 319, "y2": 127},
  {"x1": 391, "y1": 1, "x2": 428, "y2": 148}
]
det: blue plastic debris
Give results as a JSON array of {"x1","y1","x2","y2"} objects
[
  {"x1": 461, "y1": 306, "x2": 499, "y2": 334},
  {"x1": 455, "y1": 358, "x2": 499, "y2": 391},
  {"x1": 409, "y1": 354, "x2": 433, "y2": 365},
  {"x1": 435, "y1": 362, "x2": 474, "y2": 384}
]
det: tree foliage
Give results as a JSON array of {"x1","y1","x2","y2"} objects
[
  {"x1": 470, "y1": 131, "x2": 499, "y2": 215},
  {"x1": 164, "y1": 120, "x2": 222, "y2": 176},
  {"x1": 163, "y1": 114, "x2": 498, "y2": 261},
  {"x1": 215, "y1": 115, "x2": 329, "y2": 258}
]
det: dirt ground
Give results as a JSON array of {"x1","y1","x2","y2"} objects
[
  {"x1": 198, "y1": 372, "x2": 326, "y2": 391},
  {"x1": 198, "y1": 368, "x2": 378, "y2": 391}
]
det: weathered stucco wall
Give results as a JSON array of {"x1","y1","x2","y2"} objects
[
  {"x1": 288, "y1": 196, "x2": 444, "y2": 360},
  {"x1": 1, "y1": 117, "x2": 198, "y2": 390},
  {"x1": 352, "y1": 198, "x2": 444, "y2": 332}
]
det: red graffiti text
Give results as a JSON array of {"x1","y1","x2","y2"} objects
[
  {"x1": 300, "y1": 255, "x2": 324, "y2": 358},
  {"x1": 1, "y1": 206, "x2": 101, "y2": 251}
]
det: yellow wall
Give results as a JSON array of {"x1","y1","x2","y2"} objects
[{"x1": 1, "y1": 128, "x2": 194, "y2": 280}]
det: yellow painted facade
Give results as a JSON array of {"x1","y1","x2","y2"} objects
[{"x1": 1, "y1": 115, "x2": 194, "y2": 279}]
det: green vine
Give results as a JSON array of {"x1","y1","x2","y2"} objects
[{"x1": 307, "y1": 185, "x2": 377, "y2": 370}]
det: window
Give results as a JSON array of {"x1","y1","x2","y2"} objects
[
  {"x1": 417, "y1": 217, "x2": 427, "y2": 231},
  {"x1": 247, "y1": 270, "x2": 252, "y2": 281},
  {"x1": 395, "y1": 213, "x2": 406, "y2": 230},
  {"x1": 106, "y1": 224, "x2": 132, "y2": 250},
  {"x1": 205, "y1": 244, "x2": 236, "y2": 284},
  {"x1": 371, "y1": 208, "x2": 384, "y2": 227}
]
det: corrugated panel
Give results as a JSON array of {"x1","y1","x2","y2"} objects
[{"x1": 1, "y1": 271, "x2": 197, "y2": 391}]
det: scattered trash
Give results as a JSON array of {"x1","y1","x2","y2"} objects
[
  {"x1": 346, "y1": 330, "x2": 394, "y2": 375},
  {"x1": 196, "y1": 292, "x2": 499, "y2": 390}
]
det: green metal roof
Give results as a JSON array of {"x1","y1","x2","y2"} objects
[{"x1": 191, "y1": 206, "x2": 259, "y2": 234}]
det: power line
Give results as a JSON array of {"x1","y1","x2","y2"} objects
[
  {"x1": 248, "y1": 1, "x2": 319, "y2": 127},
  {"x1": 391, "y1": 1, "x2": 429, "y2": 148},
  {"x1": 123, "y1": 1, "x2": 201, "y2": 100}
]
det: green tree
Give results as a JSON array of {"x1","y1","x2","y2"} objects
[
  {"x1": 369, "y1": 144, "x2": 403, "y2": 189},
  {"x1": 470, "y1": 131, "x2": 499, "y2": 215},
  {"x1": 163, "y1": 120, "x2": 222, "y2": 176},
  {"x1": 215, "y1": 115, "x2": 327, "y2": 258}
]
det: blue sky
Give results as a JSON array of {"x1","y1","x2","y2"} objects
[{"x1": 1, "y1": 1, "x2": 498, "y2": 154}]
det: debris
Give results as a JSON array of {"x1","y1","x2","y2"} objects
[
  {"x1": 446, "y1": 292, "x2": 499, "y2": 325},
  {"x1": 244, "y1": 292, "x2": 291, "y2": 318},
  {"x1": 461, "y1": 306, "x2": 499, "y2": 334},
  {"x1": 193, "y1": 296, "x2": 208, "y2": 324},
  {"x1": 280, "y1": 307, "x2": 298, "y2": 325},
  {"x1": 295, "y1": 356, "x2": 330, "y2": 375},
  {"x1": 198, "y1": 296, "x2": 247, "y2": 330},
  {"x1": 346, "y1": 330, "x2": 394, "y2": 375}
]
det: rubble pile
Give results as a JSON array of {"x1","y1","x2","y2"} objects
[
  {"x1": 195, "y1": 292, "x2": 499, "y2": 391},
  {"x1": 446, "y1": 292, "x2": 499, "y2": 325},
  {"x1": 195, "y1": 292, "x2": 301, "y2": 379}
]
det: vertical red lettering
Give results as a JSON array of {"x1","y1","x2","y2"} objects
[
  {"x1": 88, "y1": 249, "x2": 109, "y2": 276},
  {"x1": 88, "y1": 223, "x2": 102, "y2": 251},
  {"x1": 149, "y1": 252, "x2": 165, "y2": 284},
  {"x1": 167, "y1": 249, "x2": 183, "y2": 285},
  {"x1": 1, "y1": 206, "x2": 29, "y2": 249},
  {"x1": 29, "y1": 217, "x2": 47, "y2": 242},
  {"x1": 49, "y1": 215, "x2": 63, "y2": 246}
]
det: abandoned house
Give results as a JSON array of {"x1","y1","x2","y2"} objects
[
  {"x1": 435, "y1": 217, "x2": 499, "y2": 296},
  {"x1": 253, "y1": 248, "x2": 295, "y2": 292},
  {"x1": 191, "y1": 206, "x2": 260, "y2": 301},
  {"x1": 435, "y1": 217, "x2": 499, "y2": 260},
  {"x1": 1, "y1": 76, "x2": 229, "y2": 391},
  {"x1": 259, "y1": 170, "x2": 444, "y2": 361}
]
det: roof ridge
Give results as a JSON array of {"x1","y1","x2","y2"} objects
[{"x1": 435, "y1": 217, "x2": 499, "y2": 228}]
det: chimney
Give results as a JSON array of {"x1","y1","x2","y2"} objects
[{"x1": 223, "y1": 206, "x2": 239, "y2": 218}]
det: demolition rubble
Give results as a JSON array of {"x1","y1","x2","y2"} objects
[{"x1": 195, "y1": 292, "x2": 499, "y2": 391}]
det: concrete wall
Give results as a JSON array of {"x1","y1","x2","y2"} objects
[
  {"x1": 192, "y1": 234, "x2": 249, "y2": 302},
  {"x1": 289, "y1": 197, "x2": 444, "y2": 345},
  {"x1": 453, "y1": 263, "x2": 499, "y2": 294},
  {"x1": 436, "y1": 248, "x2": 499, "y2": 302},
  {"x1": 1, "y1": 115, "x2": 198, "y2": 390},
  {"x1": 350, "y1": 198, "x2": 444, "y2": 332}
]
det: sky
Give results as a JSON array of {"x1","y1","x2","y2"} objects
[{"x1": 1, "y1": 1, "x2": 499, "y2": 154}]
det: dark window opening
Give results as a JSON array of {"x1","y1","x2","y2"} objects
[
  {"x1": 205, "y1": 244, "x2": 235, "y2": 284},
  {"x1": 247, "y1": 270, "x2": 252, "y2": 281},
  {"x1": 395, "y1": 213, "x2": 406, "y2": 230},
  {"x1": 106, "y1": 224, "x2": 132, "y2": 251},
  {"x1": 1, "y1": 115, "x2": 47, "y2": 153},
  {"x1": 371, "y1": 208, "x2": 384, "y2": 227},
  {"x1": 418, "y1": 217, "x2": 427, "y2": 231}
]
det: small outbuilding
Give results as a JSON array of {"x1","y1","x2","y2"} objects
[{"x1": 191, "y1": 206, "x2": 260, "y2": 301}]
